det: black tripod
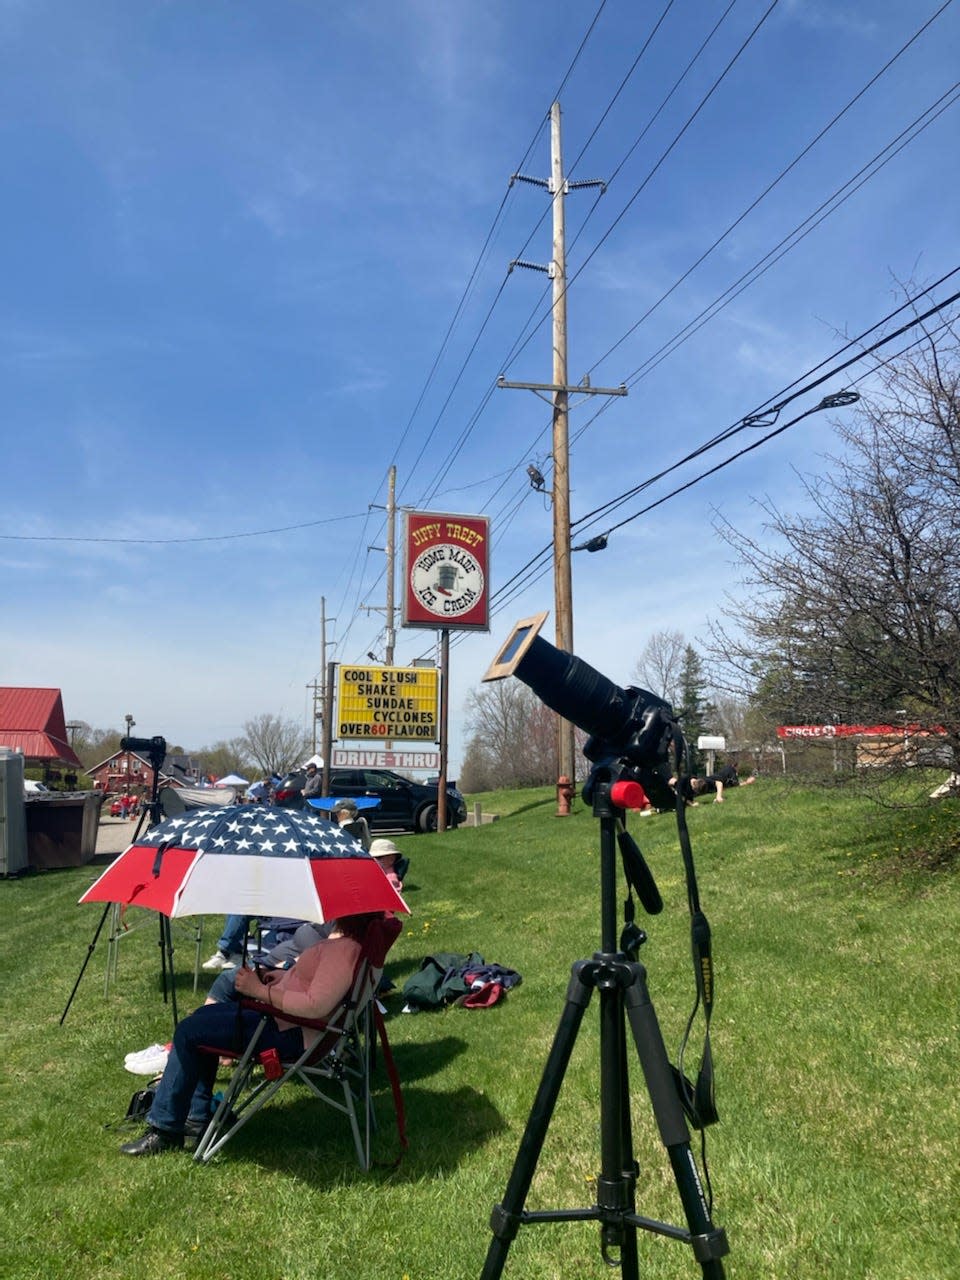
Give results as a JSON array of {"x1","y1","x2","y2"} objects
[
  {"x1": 480, "y1": 771, "x2": 729, "y2": 1279},
  {"x1": 61, "y1": 741, "x2": 180, "y2": 1029}
]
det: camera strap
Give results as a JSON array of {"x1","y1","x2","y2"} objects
[{"x1": 673, "y1": 786, "x2": 719, "y2": 1129}]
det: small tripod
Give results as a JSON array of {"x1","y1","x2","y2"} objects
[
  {"x1": 480, "y1": 769, "x2": 729, "y2": 1279},
  {"x1": 61, "y1": 744, "x2": 181, "y2": 1029}
]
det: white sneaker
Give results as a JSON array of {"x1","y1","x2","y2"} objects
[
  {"x1": 201, "y1": 950, "x2": 240, "y2": 971},
  {"x1": 124, "y1": 1043, "x2": 170, "y2": 1076}
]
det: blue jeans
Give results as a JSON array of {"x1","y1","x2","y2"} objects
[
  {"x1": 216, "y1": 914, "x2": 249, "y2": 956},
  {"x1": 147, "y1": 1002, "x2": 303, "y2": 1134},
  {"x1": 217, "y1": 915, "x2": 303, "y2": 956}
]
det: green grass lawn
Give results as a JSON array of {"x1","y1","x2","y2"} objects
[{"x1": 1, "y1": 780, "x2": 957, "y2": 1280}]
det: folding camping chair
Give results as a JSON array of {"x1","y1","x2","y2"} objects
[{"x1": 193, "y1": 915, "x2": 403, "y2": 1169}]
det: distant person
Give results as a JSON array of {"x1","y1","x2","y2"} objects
[
  {"x1": 246, "y1": 778, "x2": 270, "y2": 803},
  {"x1": 369, "y1": 838, "x2": 404, "y2": 892},
  {"x1": 202, "y1": 916, "x2": 303, "y2": 971},
  {"x1": 671, "y1": 763, "x2": 756, "y2": 805},
  {"x1": 333, "y1": 798, "x2": 371, "y2": 850},
  {"x1": 302, "y1": 762, "x2": 323, "y2": 801}
]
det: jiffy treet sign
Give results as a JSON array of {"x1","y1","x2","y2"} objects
[{"x1": 401, "y1": 510, "x2": 490, "y2": 631}]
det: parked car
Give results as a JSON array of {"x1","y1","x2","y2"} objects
[
  {"x1": 24, "y1": 780, "x2": 50, "y2": 797},
  {"x1": 326, "y1": 768, "x2": 466, "y2": 833},
  {"x1": 273, "y1": 769, "x2": 307, "y2": 809}
]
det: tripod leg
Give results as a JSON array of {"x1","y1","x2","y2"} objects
[
  {"x1": 480, "y1": 963, "x2": 593, "y2": 1280},
  {"x1": 60, "y1": 902, "x2": 112, "y2": 1025},
  {"x1": 160, "y1": 916, "x2": 179, "y2": 1026},
  {"x1": 622, "y1": 965, "x2": 728, "y2": 1278},
  {"x1": 595, "y1": 982, "x2": 639, "y2": 1277}
]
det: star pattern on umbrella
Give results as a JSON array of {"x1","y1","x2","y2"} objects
[{"x1": 136, "y1": 804, "x2": 365, "y2": 859}]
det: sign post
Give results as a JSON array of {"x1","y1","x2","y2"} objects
[{"x1": 401, "y1": 511, "x2": 491, "y2": 829}]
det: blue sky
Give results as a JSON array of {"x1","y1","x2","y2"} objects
[{"x1": 2, "y1": 0, "x2": 958, "y2": 770}]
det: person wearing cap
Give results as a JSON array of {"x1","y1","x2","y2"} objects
[
  {"x1": 302, "y1": 762, "x2": 323, "y2": 801},
  {"x1": 332, "y1": 798, "x2": 371, "y2": 850}
]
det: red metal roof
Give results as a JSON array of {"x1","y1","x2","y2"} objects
[{"x1": 0, "y1": 687, "x2": 83, "y2": 767}]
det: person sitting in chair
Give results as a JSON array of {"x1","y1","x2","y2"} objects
[
  {"x1": 369, "y1": 838, "x2": 405, "y2": 892},
  {"x1": 119, "y1": 912, "x2": 380, "y2": 1156},
  {"x1": 332, "y1": 798, "x2": 371, "y2": 850}
]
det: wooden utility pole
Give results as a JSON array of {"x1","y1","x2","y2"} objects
[
  {"x1": 549, "y1": 102, "x2": 576, "y2": 798},
  {"x1": 499, "y1": 101, "x2": 625, "y2": 813},
  {"x1": 364, "y1": 464, "x2": 398, "y2": 667},
  {"x1": 308, "y1": 596, "x2": 335, "y2": 756},
  {"x1": 320, "y1": 596, "x2": 335, "y2": 788},
  {"x1": 321, "y1": 659, "x2": 336, "y2": 796},
  {"x1": 385, "y1": 466, "x2": 397, "y2": 664}
]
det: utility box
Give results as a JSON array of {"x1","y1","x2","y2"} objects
[{"x1": 0, "y1": 748, "x2": 28, "y2": 876}]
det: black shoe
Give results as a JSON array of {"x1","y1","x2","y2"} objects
[
  {"x1": 184, "y1": 1108, "x2": 237, "y2": 1151},
  {"x1": 183, "y1": 1116, "x2": 213, "y2": 1151},
  {"x1": 119, "y1": 1127, "x2": 184, "y2": 1156}
]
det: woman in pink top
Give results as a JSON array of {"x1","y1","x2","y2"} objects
[{"x1": 119, "y1": 913, "x2": 374, "y2": 1157}]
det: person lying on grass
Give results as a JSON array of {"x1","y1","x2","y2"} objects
[
  {"x1": 670, "y1": 763, "x2": 757, "y2": 806},
  {"x1": 119, "y1": 912, "x2": 379, "y2": 1157}
]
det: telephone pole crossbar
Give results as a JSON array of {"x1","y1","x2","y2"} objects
[{"x1": 497, "y1": 376, "x2": 627, "y2": 397}]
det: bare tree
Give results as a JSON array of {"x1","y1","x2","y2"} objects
[
  {"x1": 239, "y1": 714, "x2": 309, "y2": 777},
  {"x1": 632, "y1": 630, "x2": 686, "y2": 705},
  {"x1": 194, "y1": 739, "x2": 255, "y2": 782},
  {"x1": 460, "y1": 681, "x2": 557, "y2": 790},
  {"x1": 713, "y1": 317, "x2": 960, "y2": 774}
]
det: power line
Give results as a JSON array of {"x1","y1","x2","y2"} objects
[
  {"x1": 472, "y1": 282, "x2": 960, "y2": 628},
  {"x1": 499, "y1": 0, "x2": 784, "y2": 385},
  {"x1": 583, "y1": 0, "x2": 958, "y2": 381},
  {"x1": 398, "y1": 0, "x2": 731, "y2": 511},
  {"x1": 608, "y1": 80, "x2": 960, "y2": 395},
  {"x1": 0, "y1": 510, "x2": 367, "y2": 546},
  {"x1": 572, "y1": 284, "x2": 960, "y2": 544}
]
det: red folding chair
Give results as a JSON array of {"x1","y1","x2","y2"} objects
[{"x1": 193, "y1": 915, "x2": 403, "y2": 1169}]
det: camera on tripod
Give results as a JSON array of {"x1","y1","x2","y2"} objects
[
  {"x1": 479, "y1": 615, "x2": 729, "y2": 1277},
  {"x1": 120, "y1": 735, "x2": 167, "y2": 769},
  {"x1": 483, "y1": 612, "x2": 682, "y2": 809}
]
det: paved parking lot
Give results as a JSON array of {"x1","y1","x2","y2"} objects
[{"x1": 95, "y1": 816, "x2": 139, "y2": 857}]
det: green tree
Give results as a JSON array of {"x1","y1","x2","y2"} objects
[{"x1": 674, "y1": 645, "x2": 714, "y2": 773}]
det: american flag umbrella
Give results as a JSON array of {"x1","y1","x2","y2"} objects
[{"x1": 79, "y1": 805, "x2": 409, "y2": 922}]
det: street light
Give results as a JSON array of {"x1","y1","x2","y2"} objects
[{"x1": 123, "y1": 715, "x2": 136, "y2": 789}]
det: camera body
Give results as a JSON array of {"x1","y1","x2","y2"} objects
[
  {"x1": 120, "y1": 735, "x2": 167, "y2": 766},
  {"x1": 581, "y1": 699, "x2": 681, "y2": 811}
]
